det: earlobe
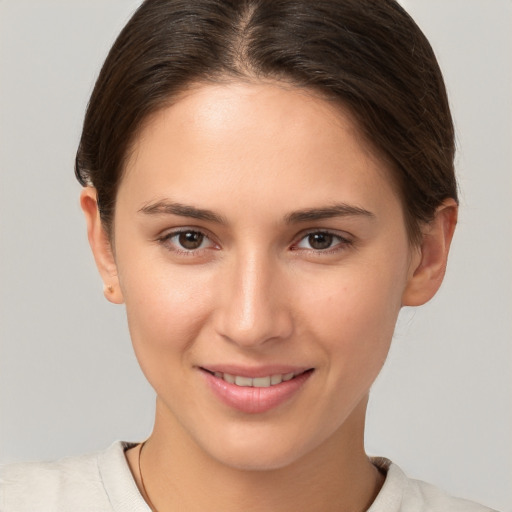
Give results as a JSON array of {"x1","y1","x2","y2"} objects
[
  {"x1": 402, "y1": 199, "x2": 458, "y2": 307},
  {"x1": 80, "y1": 187, "x2": 124, "y2": 305}
]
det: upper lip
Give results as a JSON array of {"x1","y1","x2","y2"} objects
[{"x1": 199, "y1": 365, "x2": 313, "y2": 378}]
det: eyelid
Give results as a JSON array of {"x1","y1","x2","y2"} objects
[
  {"x1": 156, "y1": 224, "x2": 217, "y2": 241},
  {"x1": 155, "y1": 226, "x2": 353, "y2": 256},
  {"x1": 291, "y1": 229, "x2": 354, "y2": 252},
  {"x1": 157, "y1": 226, "x2": 219, "y2": 253}
]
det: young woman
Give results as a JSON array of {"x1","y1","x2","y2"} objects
[{"x1": 0, "y1": 1, "x2": 500, "y2": 510}]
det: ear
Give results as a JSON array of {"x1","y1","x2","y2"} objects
[
  {"x1": 80, "y1": 187, "x2": 124, "y2": 304},
  {"x1": 402, "y1": 199, "x2": 458, "y2": 307}
]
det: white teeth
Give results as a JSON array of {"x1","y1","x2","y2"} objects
[
  {"x1": 253, "y1": 376, "x2": 271, "y2": 388},
  {"x1": 223, "y1": 373, "x2": 236, "y2": 384},
  {"x1": 213, "y1": 371, "x2": 299, "y2": 387},
  {"x1": 235, "y1": 376, "x2": 253, "y2": 387},
  {"x1": 270, "y1": 374, "x2": 283, "y2": 385}
]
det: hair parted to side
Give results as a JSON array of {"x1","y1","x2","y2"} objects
[{"x1": 75, "y1": 0, "x2": 457, "y2": 243}]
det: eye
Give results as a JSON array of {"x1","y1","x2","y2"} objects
[
  {"x1": 294, "y1": 231, "x2": 351, "y2": 252},
  {"x1": 176, "y1": 231, "x2": 206, "y2": 250},
  {"x1": 159, "y1": 229, "x2": 216, "y2": 253}
]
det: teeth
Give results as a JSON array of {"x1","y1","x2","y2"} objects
[
  {"x1": 223, "y1": 373, "x2": 236, "y2": 384},
  {"x1": 270, "y1": 374, "x2": 283, "y2": 385},
  {"x1": 253, "y1": 376, "x2": 271, "y2": 388},
  {"x1": 213, "y1": 371, "x2": 299, "y2": 387},
  {"x1": 235, "y1": 376, "x2": 253, "y2": 387}
]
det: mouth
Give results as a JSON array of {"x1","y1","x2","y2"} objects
[
  {"x1": 200, "y1": 367, "x2": 314, "y2": 414},
  {"x1": 201, "y1": 368, "x2": 313, "y2": 388}
]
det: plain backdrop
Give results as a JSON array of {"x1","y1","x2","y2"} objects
[{"x1": 0, "y1": 1, "x2": 510, "y2": 510}]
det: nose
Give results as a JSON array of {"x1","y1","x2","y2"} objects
[{"x1": 214, "y1": 251, "x2": 294, "y2": 348}]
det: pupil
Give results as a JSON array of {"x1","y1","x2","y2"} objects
[
  {"x1": 309, "y1": 233, "x2": 333, "y2": 250},
  {"x1": 179, "y1": 231, "x2": 203, "y2": 250}
]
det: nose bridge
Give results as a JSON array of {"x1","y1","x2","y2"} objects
[{"x1": 217, "y1": 247, "x2": 292, "y2": 347}]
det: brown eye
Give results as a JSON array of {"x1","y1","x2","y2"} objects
[
  {"x1": 159, "y1": 229, "x2": 216, "y2": 255},
  {"x1": 294, "y1": 231, "x2": 352, "y2": 253},
  {"x1": 178, "y1": 231, "x2": 204, "y2": 250},
  {"x1": 307, "y1": 233, "x2": 334, "y2": 250}
]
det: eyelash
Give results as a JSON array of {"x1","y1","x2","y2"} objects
[
  {"x1": 291, "y1": 230, "x2": 353, "y2": 254},
  {"x1": 157, "y1": 228, "x2": 218, "y2": 256},
  {"x1": 157, "y1": 228, "x2": 353, "y2": 256}
]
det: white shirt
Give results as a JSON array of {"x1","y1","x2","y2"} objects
[{"x1": 0, "y1": 442, "x2": 497, "y2": 511}]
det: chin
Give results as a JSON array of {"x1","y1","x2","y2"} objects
[
  {"x1": 197, "y1": 424, "x2": 320, "y2": 472},
  {"x1": 212, "y1": 445, "x2": 304, "y2": 472}
]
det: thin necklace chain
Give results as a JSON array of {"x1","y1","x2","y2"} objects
[
  {"x1": 137, "y1": 440, "x2": 381, "y2": 511},
  {"x1": 138, "y1": 441, "x2": 159, "y2": 512}
]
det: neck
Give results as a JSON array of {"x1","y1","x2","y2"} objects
[{"x1": 127, "y1": 397, "x2": 383, "y2": 512}]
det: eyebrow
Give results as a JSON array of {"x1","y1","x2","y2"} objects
[
  {"x1": 138, "y1": 200, "x2": 227, "y2": 224},
  {"x1": 284, "y1": 204, "x2": 375, "y2": 224},
  {"x1": 138, "y1": 199, "x2": 375, "y2": 225}
]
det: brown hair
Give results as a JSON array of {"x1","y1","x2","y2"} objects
[{"x1": 75, "y1": 0, "x2": 456, "y2": 243}]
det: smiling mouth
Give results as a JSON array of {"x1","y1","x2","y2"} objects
[{"x1": 201, "y1": 369, "x2": 314, "y2": 388}]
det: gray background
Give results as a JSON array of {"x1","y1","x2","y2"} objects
[{"x1": 0, "y1": 1, "x2": 510, "y2": 510}]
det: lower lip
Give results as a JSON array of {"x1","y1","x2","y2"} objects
[{"x1": 202, "y1": 369, "x2": 313, "y2": 414}]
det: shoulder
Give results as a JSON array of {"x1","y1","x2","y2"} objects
[
  {"x1": 369, "y1": 457, "x2": 498, "y2": 512},
  {"x1": 0, "y1": 441, "x2": 143, "y2": 512}
]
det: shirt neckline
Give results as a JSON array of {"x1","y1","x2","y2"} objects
[{"x1": 98, "y1": 441, "x2": 403, "y2": 512}]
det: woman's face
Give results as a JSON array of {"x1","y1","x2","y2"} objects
[{"x1": 108, "y1": 82, "x2": 420, "y2": 469}]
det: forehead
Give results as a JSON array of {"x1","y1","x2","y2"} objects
[
  {"x1": 120, "y1": 81, "x2": 400, "y2": 221},
  {"x1": 132, "y1": 80, "x2": 379, "y2": 165}
]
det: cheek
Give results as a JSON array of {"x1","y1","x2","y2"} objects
[
  {"x1": 299, "y1": 255, "x2": 408, "y2": 371},
  {"x1": 117, "y1": 254, "x2": 215, "y2": 376},
  {"x1": 272, "y1": 261, "x2": 407, "y2": 447}
]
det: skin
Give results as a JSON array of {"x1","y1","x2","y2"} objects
[{"x1": 81, "y1": 81, "x2": 457, "y2": 511}]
